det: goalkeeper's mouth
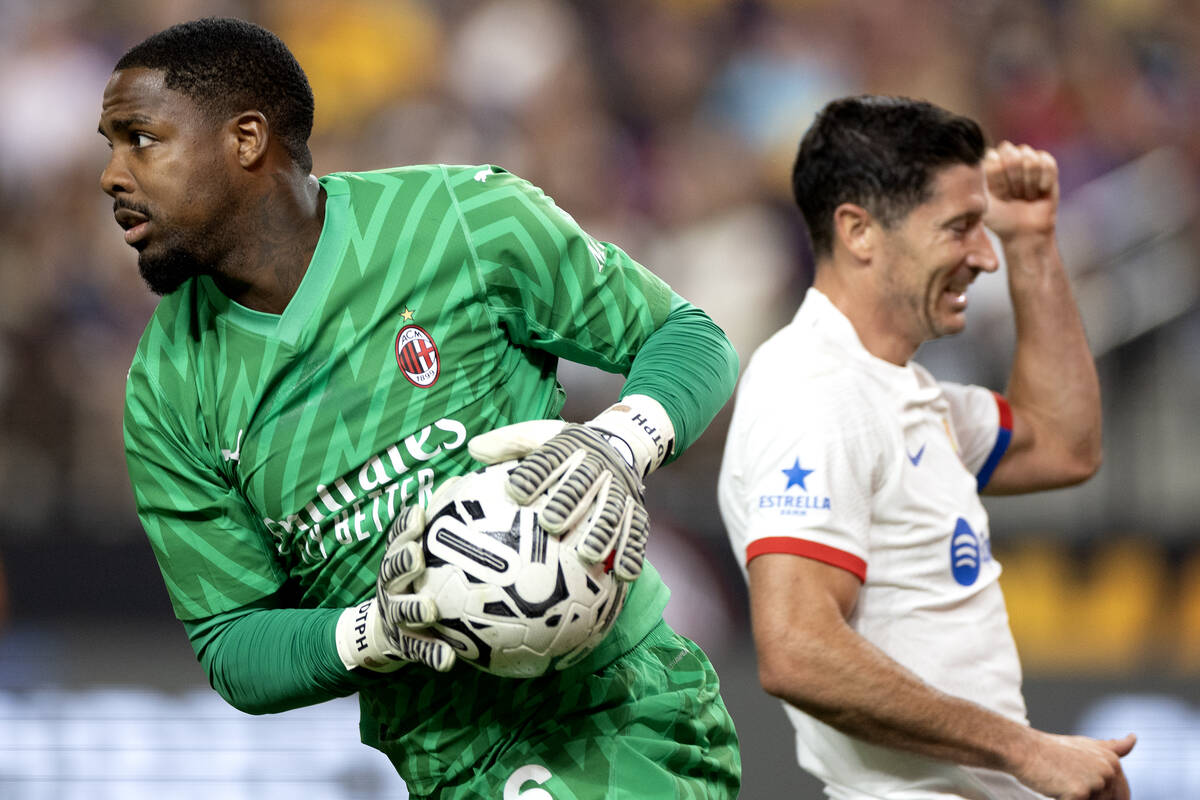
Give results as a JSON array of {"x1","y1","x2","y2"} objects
[{"x1": 115, "y1": 207, "x2": 151, "y2": 247}]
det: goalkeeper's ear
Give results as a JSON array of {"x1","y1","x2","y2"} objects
[{"x1": 468, "y1": 419, "x2": 566, "y2": 464}]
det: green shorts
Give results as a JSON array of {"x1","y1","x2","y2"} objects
[{"x1": 381, "y1": 620, "x2": 741, "y2": 799}]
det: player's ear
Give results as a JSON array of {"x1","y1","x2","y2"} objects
[
  {"x1": 832, "y1": 202, "x2": 875, "y2": 263},
  {"x1": 230, "y1": 111, "x2": 269, "y2": 169}
]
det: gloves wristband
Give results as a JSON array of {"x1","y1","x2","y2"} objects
[
  {"x1": 586, "y1": 394, "x2": 676, "y2": 481},
  {"x1": 335, "y1": 599, "x2": 405, "y2": 673}
]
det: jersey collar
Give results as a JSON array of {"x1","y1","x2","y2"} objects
[
  {"x1": 797, "y1": 287, "x2": 927, "y2": 393},
  {"x1": 198, "y1": 177, "x2": 350, "y2": 347}
]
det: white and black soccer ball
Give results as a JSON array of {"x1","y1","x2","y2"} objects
[{"x1": 414, "y1": 461, "x2": 628, "y2": 678}]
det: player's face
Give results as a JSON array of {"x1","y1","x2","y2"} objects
[
  {"x1": 876, "y1": 162, "x2": 999, "y2": 345},
  {"x1": 98, "y1": 68, "x2": 236, "y2": 295}
]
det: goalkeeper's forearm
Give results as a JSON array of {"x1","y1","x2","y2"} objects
[
  {"x1": 183, "y1": 601, "x2": 384, "y2": 715},
  {"x1": 620, "y1": 295, "x2": 739, "y2": 460}
]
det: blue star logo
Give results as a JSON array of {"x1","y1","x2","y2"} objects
[{"x1": 782, "y1": 458, "x2": 813, "y2": 491}]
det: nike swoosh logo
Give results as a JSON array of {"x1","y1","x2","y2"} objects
[{"x1": 907, "y1": 444, "x2": 926, "y2": 466}]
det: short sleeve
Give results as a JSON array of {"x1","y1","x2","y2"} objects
[
  {"x1": 940, "y1": 381, "x2": 1013, "y2": 492},
  {"x1": 125, "y1": 358, "x2": 287, "y2": 620},
  {"x1": 721, "y1": 367, "x2": 887, "y2": 582}
]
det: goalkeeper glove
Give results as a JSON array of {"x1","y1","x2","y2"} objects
[
  {"x1": 334, "y1": 488, "x2": 459, "y2": 673},
  {"x1": 468, "y1": 394, "x2": 675, "y2": 582}
]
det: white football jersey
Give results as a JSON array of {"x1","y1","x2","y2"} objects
[{"x1": 718, "y1": 288, "x2": 1046, "y2": 799}]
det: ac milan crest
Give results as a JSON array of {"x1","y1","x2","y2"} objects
[{"x1": 395, "y1": 325, "x2": 440, "y2": 387}]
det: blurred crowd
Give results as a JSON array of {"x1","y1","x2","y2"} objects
[{"x1": 1, "y1": 0, "x2": 1197, "y2": 558}]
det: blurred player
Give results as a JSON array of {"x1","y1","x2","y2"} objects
[
  {"x1": 718, "y1": 95, "x2": 1134, "y2": 799},
  {"x1": 100, "y1": 17, "x2": 740, "y2": 798}
]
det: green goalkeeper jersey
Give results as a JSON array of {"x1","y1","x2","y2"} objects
[
  {"x1": 124, "y1": 164, "x2": 736, "y2": 792},
  {"x1": 125, "y1": 164, "x2": 674, "y2": 620}
]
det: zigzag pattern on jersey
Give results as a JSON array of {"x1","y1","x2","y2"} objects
[
  {"x1": 125, "y1": 163, "x2": 670, "y2": 621},
  {"x1": 362, "y1": 623, "x2": 740, "y2": 799},
  {"x1": 447, "y1": 165, "x2": 666, "y2": 373},
  {"x1": 243, "y1": 170, "x2": 462, "y2": 496}
]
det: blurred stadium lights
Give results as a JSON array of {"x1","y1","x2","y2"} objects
[
  {"x1": 0, "y1": 688, "x2": 407, "y2": 800},
  {"x1": 1076, "y1": 693, "x2": 1200, "y2": 799},
  {"x1": 999, "y1": 539, "x2": 1200, "y2": 674}
]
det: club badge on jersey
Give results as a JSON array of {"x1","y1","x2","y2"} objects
[{"x1": 396, "y1": 324, "x2": 440, "y2": 388}]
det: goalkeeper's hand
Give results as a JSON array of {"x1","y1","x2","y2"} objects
[
  {"x1": 468, "y1": 395, "x2": 675, "y2": 582},
  {"x1": 334, "y1": 486, "x2": 460, "y2": 673}
]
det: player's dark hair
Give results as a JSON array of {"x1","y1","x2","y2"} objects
[
  {"x1": 792, "y1": 95, "x2": 986, "y2": 259},
  {"x1": 115, "y1": 17, "x2": 314, "y2": 172}
]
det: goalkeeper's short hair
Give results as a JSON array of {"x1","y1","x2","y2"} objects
[{"x1": 115, "y1": 17, "x2": 314, "y2": 173}]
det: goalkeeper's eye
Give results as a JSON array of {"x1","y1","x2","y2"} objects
[{"x1": 131, "y1": 133, "x2": 155, "y2": 149}]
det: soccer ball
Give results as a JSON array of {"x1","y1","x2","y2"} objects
[{"x1": 414, "y1": 461, "x2": 628, "y2": 678}]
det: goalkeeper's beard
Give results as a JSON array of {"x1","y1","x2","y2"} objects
[{"x1": 138, "y1": 237, "x2": 212, "y2": 296}]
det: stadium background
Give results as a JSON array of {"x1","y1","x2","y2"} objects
[{"x1": 0, "y1": 0, "x2": 1196, "y2": 797}]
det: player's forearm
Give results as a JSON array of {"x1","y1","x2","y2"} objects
[
  {"x1": 758, "y1": 615, "x2": 1037, "y2": 775},
  {"x1": 1003, "y1": 232, "x2": 1102, "y2": 481},
  {"x1": 185, "y1": 604, "x2": 382, "y2": 715},
  {"x1": 620, "y1": 295, "x2": 738, "y2": 460}
]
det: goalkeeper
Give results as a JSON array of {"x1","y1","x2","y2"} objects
[{"x1": 105, "y1": 17, "x2": 740, "y2": 800}]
